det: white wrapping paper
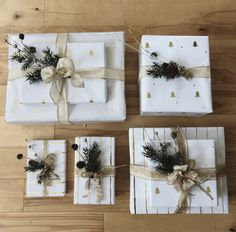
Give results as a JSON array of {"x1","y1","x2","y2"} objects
[
  {"x1": 19, "y1": 42, "x2": 107, "y2": 104},
  {"x1": 74, "y1": 136, "x2": 115, "y2": 205},
  {"x1": 6, "y1": 32, "x2": 126, "y2": 124},
  {"x1": 26, "y1": 140, "x2": 66, "y2": 197},
  {"x1": 139, "y1": 35, "x2": 213, "y2": 116},
  {"x1": 129, "y1": 127, "x2": 228, "y2": 214}
]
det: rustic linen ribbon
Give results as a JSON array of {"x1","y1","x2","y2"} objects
[
  {"x1": 139, "y1": 65, "x2": 210, "y2": 81},
  {"x1": 75, "y1": 166, "x2": 115, "y2": 203},
  {"x1": 130, "y1": 127, "x2": 225, "y2": 214},
  {"x1": 37, "y1": 141, "x2": 59, "y2": 196}
]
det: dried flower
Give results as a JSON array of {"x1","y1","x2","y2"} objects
[
  {"x1": 19, "y1": 33, "x2": 25, "y2": 40},
  {"x1": 17, "y1": 153, "x2": 24, "y2": 160},
  {"x1": 71, "y1": 143, "x2": 79, "y2": 151},
  {"x1": 171, "y1": 131, "x2": 177, "y2": 139},
  {"x1": 76, "y1": 161, "x2": 86, "y2": 169}
]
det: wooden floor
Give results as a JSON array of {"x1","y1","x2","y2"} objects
[{"x1": 0, "y1": 0, "x2": 236, "y2": 231}]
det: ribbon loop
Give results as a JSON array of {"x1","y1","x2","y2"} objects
[{"x1": 75, "y1": 166, "x2": 115, "y2": 203}]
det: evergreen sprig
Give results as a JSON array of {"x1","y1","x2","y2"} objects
[
  {"x1": 9, "y1": 34, "x2": 60, "y2": 84},
  {"x1": 24, "y1": 159, "x2": 45, "y2": 172},
  {"x1": 147, "y1": 61, "x2": 193, "y2": 80},
  {"x1": 25, "y1": 68, "x2": 42, "y2": 84},
  {"x1": 82, "y1": 142, "x2": 102, "y2": 174},
  {"x1": 142, "y1": 142, "x2": 184, "y2": 175}
]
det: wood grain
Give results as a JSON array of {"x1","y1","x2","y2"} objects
[
  {"x1": 0, "y1": 179, "x2": 24, "y2": 212},
  {"x1": 0, "y1": 0, "x2": 236, "y2": 231},
  {"x1": 104, "y1": 213, "x2": 236, "y2": 232}
]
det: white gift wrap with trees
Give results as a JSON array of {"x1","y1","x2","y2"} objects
[
  {"x1": 129, "y1": 127, "x2": 228, "y2": 214},
  {"x1": 5, "y1": 32, "x2": 126, "y2": 124},
  {"x1": 26, "y1": 140, "x2": 66, "y2": 198},
  {"x1": 74, "y1": 137, "x2": 115, "y2": 205},
  {"x1": 139, "y1": 35, "x2": 213, "y2": 116},
  {"x1": 148, "y1": 139, "x2": 217, "y2": 207},
  {"x1": 19, "y1": 42, "x2": 107, "y2": 104}
]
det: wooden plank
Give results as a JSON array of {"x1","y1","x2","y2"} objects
[
  {"x1": 45, "y1": 0, "x2": 235, "y2": 26},
  {"x1": 0, "y1": 212, "x2": 103, "y2": 232},
  {"x1": 0, "y1": 86, "x2": 6, "y2": 116},
  {"x1": 0, "y1": 0, "x2": 45, "y2": 27},
  {"x1": 104, "y1": 212, "x2": 236, "y2": 232},
  {"x1": 0, "y1": 147, "x2": 26, "y2": 179},
  {"x1": 0, "y1": 179, "x2": 24, "y2": 212},
  {"x1": 0, "y1": 116, "x2": 54, "y2": 147}
]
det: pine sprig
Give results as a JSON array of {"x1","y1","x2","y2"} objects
[
  {"x1": 8, "y1": 34, "x2": 60, "y2": 84},
  {"x1": 24, "y1": 159, "x2": 45, "y2": 172},
  {"x1": 147, "y1": 61, "x2": 192, "y2": 80},
  {"x1": 39, "y1": 47, "x2": 60, "y2": 67},
  {"x1": 82, "y1": 142, "x2": 102, "y2": 174},
  {"x1": 25, "y1": 68, "x2": 42, "y2": 84},
  {"x1": 142, "y1": 142, "x2": 184, "y2": 175}
]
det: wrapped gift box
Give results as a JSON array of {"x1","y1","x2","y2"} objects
[
  {"x1": 26, "y1": 140, "x2": 66, "y2": 197},
  {"x1": 19, "y1": 42, "x2": 107, "y2": 104},
  {"x1": 129, "y1": 127, "x2": 228, "y2": 214},
  {"x1": 74, "y1": 136, "x2": 115, "y2": 205},
  {"x1": 6, "y1": 32, "x2": 126, "y2": 124},
  {"x1": 139, "y1": 35, "x2": 213, "y2": 116}
]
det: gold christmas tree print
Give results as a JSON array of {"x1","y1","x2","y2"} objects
[
  {"x1": 145, "y1": 42, "x2": 150, "y2": 48},
  {"x1": 155, "y1": 187, "x2": 160, "y2": 194},
  {"x1": 193, "y1": 41, "x2": 198, "y2": 47},
  {"x1": 170, "y1": 91, "x2": 176, "y2": 97},
  {"x1": 168, "y1": 41, "x2": 174, "y2": 47},
  {"x1": 147, "y1": 92, "x2": 152, "y2": 98},
  {"x1": 195, "y1": 91, "x2": 200, "y2": 97},
  {"x1": 89, "y1": 50, "x2": 94, "y2": 56}
]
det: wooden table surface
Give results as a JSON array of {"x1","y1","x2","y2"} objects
[{"x1": 0, "y1": 0, "x2": 236, "y2": 231}]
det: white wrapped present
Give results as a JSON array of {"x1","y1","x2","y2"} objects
[
  {"x1": 74, "y1": 136, "x2": 115, "y2": 205},
  {"x1": 6, "y1": 32, "x2": 126, "y2": 124},
  {"x1": 129, "y1": 127, "x2": 228, "y2": 214},
  {"x1": 26, "y1": 140, "x2": 66, "y2": 198},
  {"x1": 139, "y1": 35, "x2": 213, "y2": 116},
  {"x1": 19, "y1": 42, "x2": 107, "y2": 104}
]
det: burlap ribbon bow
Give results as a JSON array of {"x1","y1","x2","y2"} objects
[
  {"x1": 75, "y1": 166, "x2": 115, "y2": 203},
  {"x1": 166, "y1": 160, "x2": 213, "y2": 214},
  {"x1": 41, "y1": 57, "x2": 84, "y2": 124}
]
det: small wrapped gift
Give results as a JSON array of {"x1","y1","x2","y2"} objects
[
  {"x1": 74, "y1": 136, "x2": 115, "y2": 205},
  {"x1": 25, "y1": 140, "x2": 66, "y2": 197},
  {"x1": 139, "y1": 35, "x2": 213, "y2": 116},
  {"x1": 129, "y1": 127, "x2": 228, "y2": 214},
  {"x1": 5, "y1": 32, "x2": 126, "y2": 124},
  {"x1": 19, "y1": 42, "x2": 107, "y2": 104}
]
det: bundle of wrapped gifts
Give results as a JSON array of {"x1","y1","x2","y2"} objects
[
  {"x1": 139, "y1": 35, "x2": 213, "y2": 116},
  {"x1": 73, "y1": 136, "x2": 115, "y2": 205},
  {"x1": 5, "y1": 32, "x2": 126, "y2": 124},
  {"x1": 129, "y1": 127, "x2": 228, "y2": 214},
  {"x1": 22, "y1": 140, "x2": 67, "y2": 198}
]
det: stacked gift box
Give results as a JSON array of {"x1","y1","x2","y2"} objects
[
  {"x1": 6, "y1": 32, "x2": 126, "y2": 124},
  {"x1": 129, "y1": 127, "x2": 228, "y2": 214}
]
